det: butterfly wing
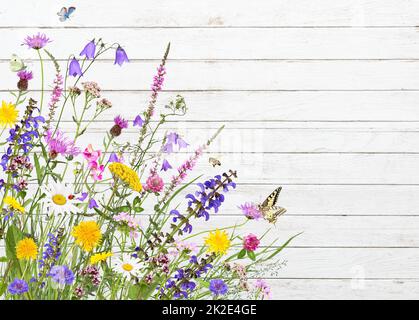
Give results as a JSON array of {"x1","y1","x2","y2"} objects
[
  {"x1": 67, "y1": 7, "x2": 76, "y2": 17},
  {"x1": 57, "y1": 7, "x2": 68, "y2": 21},
  {"x1": 261, "y1": 187, "x2": 282, "y2": 208},
  {"x1": 9, "y1": 54, "x2": 25, "y2": 72},
  {"x1": 262, "y1": 206, "x2": 286, "y2": 224}
]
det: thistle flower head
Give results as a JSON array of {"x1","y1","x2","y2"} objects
[{"x1": 23, "y1": 33, "x2": 51, "y2": 49}]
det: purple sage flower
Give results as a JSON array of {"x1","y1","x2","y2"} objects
[
  {"x1": 23, "y1": 33, "x2": 51, "y2": 49},
  {"x1": 80, "y1": 40, "x2": 96, "y2": 60},
  {"x1": 133, "y1": 115, "x2": 144, "y2": 127},
  {"x1": 48, "y1": 265, "x2": 75, "y2": 285},
  {"x1": 209, "y1": 279, "x2": 228, "y2": 296},
  {"x1": 114, "y1": 46, "x2": 129, "y2": 66},
  {"x1": 69, "y1": 58, "x2": 83, "y2": 77},
  {"x1": 161, "y1": 159, "x2": 172, "y2": 171},
  {"x1": 8, "y1": 278, "x2": 29, "y2": 295}
]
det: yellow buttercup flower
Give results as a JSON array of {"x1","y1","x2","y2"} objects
[
  {"x1": 16, "y1": 237, "x2": 38, "y2": 260},
  {"x1": 0, "y1": 101, "x2": 18, "y2": 128},
  {"x1": 72, "y1": 221, "x2": 102, "y2": 252},
  {"x1": 109, "y1": 162, "x2": 142, "y2": 192},
  {"x1": 204, "y1": 229, "x2": 231, "y2": 255},
  {"x1": 4, "y1": 196, "x2": 25, "y2": 213},
  {"x1": 90, "y1": 251, "x2": 113, "y2": 265}
]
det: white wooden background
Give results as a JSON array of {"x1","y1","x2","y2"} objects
[{"x1": 1, "y1": 0, "x2": 419, "y2": 299}]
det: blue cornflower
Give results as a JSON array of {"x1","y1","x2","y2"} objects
[
  {"x1": 209, "y1": 279, "x2": 228, "y2": 296},
  {"x1": 8, "y1": 278, "x2": 29, "y2": 295}
]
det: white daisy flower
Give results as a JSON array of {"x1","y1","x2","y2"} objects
[
  {"x1": 41, "y1": 182, "x2": 80, "y2": 215},
  {"x1": 112, "y1": 254, "x2": 142, "y2": 277}
]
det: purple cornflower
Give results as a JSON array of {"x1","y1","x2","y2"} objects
[
  {"x1": 17, "y1": 70, "x2": 33, "y2": 81},
  {"x1": 110, "y1": 115, "x2": 129, "y2": 137},
  {"x1": 69, "y1": 58, "x2": 83, "y2": 77},
  {"x1": 209, "y1": 279, "x2": 228, "y2": 296},
  {"x1": 48, "y1": 265, "x2": 75, "y2": 285},
  {"x1": 161, "y1": 159, "x2": 172, "y2": 171},
  {"x1": 23, "y1": 33, "x2": 51, "y2": 49},
  {"x1": 80, "y1": 39, "x2": 96, "y2": 60},
  {"x1": 133, "y1": 115, "x2": 144, "y2": 127},
  {"x1": 44, "y1": 129, "x2": 80, "y2": 159},
  {"x1": 239, "y1": 202, "x2": 263, "y2": 220},
  {"x1": 17, "y1": 70, "x2": 33, "y2": 91},
  {"x1": 114, "y1": 46, "x2": 129, "y2": 66},
  {"x1": 8, "y1": 278, "x2": 29, "y2": 295}
]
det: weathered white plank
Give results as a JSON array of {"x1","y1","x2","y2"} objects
[
  {"x1": 66, "y1": 126, "x2": 419, "y2": 153},
  {"x1": 4, "y1": 28, "x2": 419, "y2": 60},
  {"x1": 3, "y1": 60, "x2": 419, "y2": 91},
  {"x1": 1, "y1": 0, "x2": 419, "y2": 27},
  {"x1": 268, "y1": 279, "x2": 419, "y2": 299},
  {"x1": 183, "y1": 215, "x2": 419, "y2": 248},
  {"x1": 40, "y1": 91, "x2": 419, "y2": 122}
]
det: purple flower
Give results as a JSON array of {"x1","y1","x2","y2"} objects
[
  {"x1": 44, "y1": 129, "x2": 80, "y2": 159},
  {"x1": 88, "y1": 198, "x2": 98, "y2": 209},
  {"x1": 161, "y1": 159, "x2": 172, "y2": 171},
  {"x1": 80, "y1": 40, "x2": 96, "y2": 60},
  {"x1": 114, "y1": 115, "x2": 129, "y2": 129},
  {"x1": 23, "y1": 33, "x2": 51, "y2": 49},
  {"x1": 133, "y1": 115, "x2": 144, "y2": 127},
  {"x1": 8, "y1": 278, "x2": 29, "y2": 295},
  {"x1": 17, "y1": 70, "x2": 33, "y2": 80},
  {"x1": 77, "y1": 192, "x2": 88, "y2": 201},
  {"x1": 165, "y1": 132, "x2": 189, "y2": 152},
  {"x1": 69, "y1": 58, "x2": 83, "y2": 77},
  {"x1": 108, "y1": 152, "x2": 122, "y2": 163},
  {"x1": 114, "y1": 46, "x2": 129, "y2": 66},
  {"x1": 48, "y1": 265, "x2": 75, "y2": 285},
  {"x1": 209, "y1": 279, "x2": 228, "y2": 296},
  {"x1": 239, "y1": 202, "x2": 262, "y2": 220}
]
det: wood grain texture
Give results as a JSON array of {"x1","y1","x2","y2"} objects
[{"x1": 1, "y1": 0, "x2": 417, "y2": 299}]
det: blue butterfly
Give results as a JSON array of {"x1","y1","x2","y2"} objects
[{"x1": 57, "y1": 7, "x2": 76, "y2": 22}]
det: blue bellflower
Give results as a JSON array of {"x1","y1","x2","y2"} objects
[
  {"x1": 114, "y1": 46, "x2": 129, "y2": 66},
  {"x1": 69, "y1": 58, "x2": 83, "y2": 77},
  {"x1": 80, "y1": 40, "x2": 96, "y2": 59}
]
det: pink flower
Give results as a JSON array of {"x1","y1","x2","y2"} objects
[
  {"x1": 145, "y1": 174, "x2": 164, "y2": 193},
  {"x1": 239, "y1": 203, "x2": 262, "y2": 220},
  {"x1": 83, "y1": 145, "x2": 104, "y2": 181},
  {"x1": 48, "y1": 73, "x2": 63, "y2": 109},
  {"x1": 83, "y1": 144, "x2": 102, "y2": 162},
  {"x1": 44, "y1": 129, "x2": 80, "y2": 159},
  {"x1": 254, "y1": 279, "x2": 271, "y2": 299},
  {"x1": 243, "y1": 234, "x2": 260, "y2": 252},
  {"x1": 114, "y1": 212, "x2": 140, "y2": 239}
]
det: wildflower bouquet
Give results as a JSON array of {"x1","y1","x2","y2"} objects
[{"x1": 0, "y1": 34, "x2": 298, "y2": 300}]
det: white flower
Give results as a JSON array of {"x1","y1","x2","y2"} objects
[
  {"x1": 41, "y1": 182, "x2": 80, "y2": 215},
  {"x1": 112, "y1": 254, "x2": 142, "y2": 277}
]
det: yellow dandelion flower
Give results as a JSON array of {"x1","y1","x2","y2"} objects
[
  {"x1": 109, "y1": 162, "x2": 142, "y2": 192},
  {"x1": 4, "y1": 196, "x2": 25, "y2": 213},
  {"x1": 16, "y1": 237, "x2": 38, "y2": 260},
  {"x1": 90, "y1": 251, "x2": 113, "y2": 265},
  {"x1": 204, "y1": 229, "x2": 231, "y2": 255},
  {"x1": 0, "y1": 101, "x2": 18, "y2": 128},
  {"x1": 72, "y1": 221, "x2": 102, "y2": 252}
]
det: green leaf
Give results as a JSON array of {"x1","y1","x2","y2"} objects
[
  {"x1": 0, "y1": 256, "x2": 8, "y2": 262},
  {"x1": 237, "y1": 249, "x2": 246, "y2": 259},
  {"x1": 128, "y1": 284, "x2": 141, "y2": 300},
  {"x1": 33, "y1": 153, "x2": 42, "y2": 184},
  {"x1": 0, "y1": 281, "x2": 6, "y2": 296},
  {"x1": 265, "y1": 232, "x2": 303, "y2": 261},
  {"x1": 247, "y1": 250, "x2": 256, "y2": 261},
  {"x1": 5, "y1": 225, "x2": 24, "y2": 260}
]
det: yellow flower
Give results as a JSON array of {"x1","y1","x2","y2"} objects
[
  {"x1": 109, "y1": 162, "x2": 142, "y2": 192},
  {"x1": 204, "y1": 229, "x2": 231, "y2": 255},
  {"x1": 90, "y1": 251, "x2": 113, "y2": 265},
  {"x1": 0, "y1": 101, "x2": 18, "y2": 128},
  {"x1": 4, "y1": 196, "x2": 25, "y2": 213},
  {"x1": 72, "y1": 221, "x2": 102, "y2": 252},
  {"x1": 16, "y1": 237, "x2": 38, "y2": 260}
]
